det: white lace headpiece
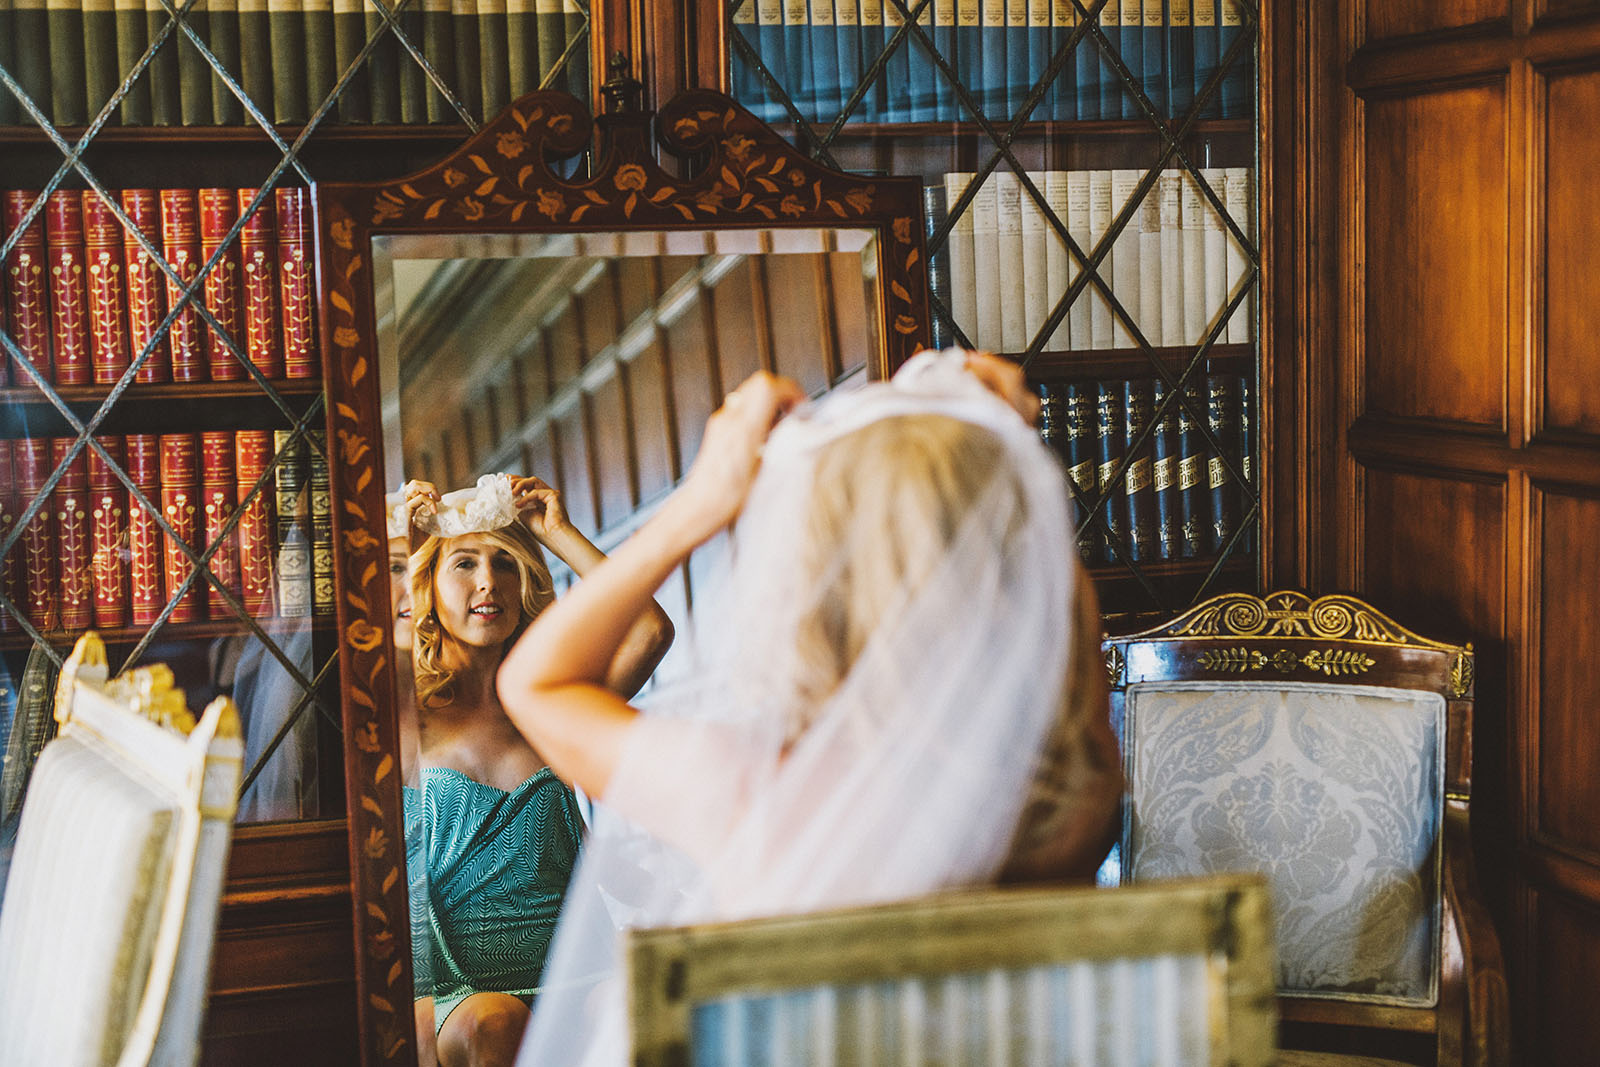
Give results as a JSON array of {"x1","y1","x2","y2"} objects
[{"x1": 410, "y1": 473, "x2": 520, "y2": 538}]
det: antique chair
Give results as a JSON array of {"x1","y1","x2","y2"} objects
[
  {"x1": 1103, "y1": 591, "x2": 1511, "y2": 1066},
  {"x1": 628, "y1": 874, "x2": 1276, "y2": 1066},
  {"x1": 0, "y1": 632, "x2": 242, "y2": 1067}
]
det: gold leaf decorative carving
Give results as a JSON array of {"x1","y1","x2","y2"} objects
[
  {"x1": 1449, "y1": 650, "x2": 1474, "y2": 698},
  {"x1": 1104, "y1": 645, "x2": 1126, "y2": 687},
  {"x1": 1300, "y1": 649, "x2": 1377, "y2": 676},
  {"x1": 1138, "y1": 591, "x2": 1464, "y2": 653},
  {"x1": 1197, "y1": 647, "x2": 1265, "y2": 673}
]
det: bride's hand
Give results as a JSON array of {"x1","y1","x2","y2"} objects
[
  {"x1": 511, "y1": 475, "x2": 571, "y2": 542},
  {"x1": 677, "y1": 371, "x2": 806, "y2": 535},
  {"x1": 962, "y1": 350, "x2": 1041, "y2": 427},
  {"x1": 402, "y1": 479, "x2": 441, "y2": 528}
]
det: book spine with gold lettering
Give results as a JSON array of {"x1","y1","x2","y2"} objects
[
  {"x1": 13, "y1": 437, "x2": 56, "y2": 630},
  {"x1": 199, "y1": 188, "x2": 246, "y2": 381},
  {"x1": 1095, "y1": 381, "x2": 1128, "y2": 565},
  {"x1": 307, "y1": 429, "x2": 333, "y2": 616},
  {"x1": 45, "y1": 191, "x2": 92, "y2": 386},
  {"x1": 1063, "y1": 381, "x2": 1097, "y2": 564},
  {"x1": 87, "y1": 436, "x2": 129, "y2": 629},
  {"x1": 1238, "y1": 372, "x2": 1254, "y2": 553},
  {"x1": 235, "y1": 430, "x2": 276, "y2": 617},
  {"x1": 1150, "y1": 376, "x2": 1180, "y2": 560},
  {"x1": 126, "y1": 433, "x2": 166, "y2": 625},
  {"x1": 1122, "y1": 377, "x2": 1157, "y2": 562},
  {"x1": 1206, "y1": 372, "x2": 1238, "y2": 553},
  {"x1": 160, "y1": 433, "x2": 204, "y2": 622},
  {"x1": 201, "y1": 430, "x2": 243, "y2": 617},
  {"x1": 2, "y1": 191, "x2": 54, "y2": 387},
  {"x1": 121, "y1": 189, "x2": 172, "y2": 383},
  {"x1": 275, "y1": 186, "x2": 319, "y2": 379},
  {"x1": 50, "y1": 437, "x2": 93, "y2": 631},
  {"x1": 0, "y1": 439, "x2": 19, "y2": 632},
  {"x1": 1175, "y1": 378, "x2": 1208, "y2": 557},
  {"x1": 272, "y1": 429, "x2": 311, "y2": 617},
  {"x1": 82, "y1": 191, "x2": 132, "y2": 385},
  {"x1": 238, "y1": 189, "x2": 284, "y2": 378},
  {"x1": 160, "y1": 189, "x2": 208, "y2": 382}
]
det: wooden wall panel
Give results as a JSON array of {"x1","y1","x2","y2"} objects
[
  {"x1": 709, "y1": 262, "x2": 768, "y2": 385},
  {"x1": 664, "y1": 293, "x2": 718, "y2": 474},
  {"x1": 1358, "y1": 466, "x2": 1505, "y2": 635},
  {"x1": 1363, "y1": 85, "x2": 1507, "y2": 428},
  {"x1": 1533, "y1": 486, "x2": 1600, "y2": 856},
  {"x1": 545, "y1": 303, "x2": 584, "y2": 389},
  {"x1": 1541, "y1": 67, "x2": 1600, "y2": 436},
  {"x1": 588, "y1": 368, "x2": 636, "y2": 529},
  {"x1": 1530, "y1": 889, "x2": 1600, "y2": 1065},
  {"x1": 1362, "y1": 0, "x2": 1508, "y2": 45},
  {"x1": 551, "y1": 402, "x2": 598, "y2": 534},
  {"x1": 1540, "y1": 0, "x2": 1600, "y2": 19},
  {"x1": 766, "y1": 254, "x2": 833, "y2": 395},
  {"x1": 626, "y1": 340, "x2": 679, "y2": 503}
]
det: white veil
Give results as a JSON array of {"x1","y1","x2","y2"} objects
[{"x1": 516, "y1": 352, "x2": 1084, "y2": 1066}]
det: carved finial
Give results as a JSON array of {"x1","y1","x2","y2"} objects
[{"x1": 601, "y1": 51, "x2": 643, "y2": 114}]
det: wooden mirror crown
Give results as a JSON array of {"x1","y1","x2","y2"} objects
[{"x1": 315, "y1": 85, "x2": 930, "y2": 1065}]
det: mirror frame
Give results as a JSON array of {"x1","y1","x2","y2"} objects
[{"x1": 314, "y1": 87, "x2": 930, "y2": 1066}]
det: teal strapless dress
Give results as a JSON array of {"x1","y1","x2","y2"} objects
[{"x1": 403, "y1": 766, "x2": 584, "y2": 1029}]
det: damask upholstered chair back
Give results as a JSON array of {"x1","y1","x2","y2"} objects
[
  {"x1": 627, "y1": 876, "x2": 1277, "y2": 1067},
  {"x1": 0, "y1": 632, "x2": 242, "y2": 1067},
  {"x1": 1103, "y1": 592, "x2": 1510, "y2": 1066}
]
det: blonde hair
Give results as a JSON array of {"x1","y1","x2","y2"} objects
[
  {"x1": 410, "y1": 522, "x2": 556, "y2": 709},
  {"x1": 784, "y1": 414, "x2": 1026, "y2": 727}
]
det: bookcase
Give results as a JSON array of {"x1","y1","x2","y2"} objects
[{"x1": 724, "y1": 0, "x2": 1261, "y2": 627}]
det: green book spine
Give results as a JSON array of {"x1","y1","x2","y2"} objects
[
  {"x1": 48, "y1": 0, "x2": 88, "y2": 125},
  {"x1": 421, "y1": 0, "x2": 454, "y2": 122},
  {"x1": 302, "y1": 0, "x2": 335, "y2": 117},
  {"x1": 0, "y1": 0, "x2": 18, "y2": 124},
  {"x1": 450, "y1": 0, "x2": 481, "y2": 120},
  {"x1": 13, "y1": 0, "x2": 51, "y2": 122},
  {"x1": 144, "y1": 0, "x2": 183, "y2": 124},
  {"x1": 390, "y1": 0, "x2": 423, "y2": 123},
  {"x1": 115, "y1": 0, "x2": 151, "y2": 123},
  {"x1": 331, "y1": 0, "x2": 368, "y2": 121},
  {"x1": 560, "y1": 0, "x2": 585, "y2": 101},
  {"x1": 534, "y1": 0, "x2": 559, "y2": 92},
  {"x1": 477, "y1": 0, "x2": 507, "y2": 119},
  {"x1": 208, "y1": 0, "x2": 243, "y2": 123},
  {"x1": 263, "y1": 0, "x2": 302, "y2": 123},
  {"x1": 506, "y1": 0, "x2": 536, "y2": 99},
  {"x1": 83, "y1": 0, "x2": 119, "y2": 123}
]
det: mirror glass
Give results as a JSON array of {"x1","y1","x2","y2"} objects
[{"x1": 370, "y1": 226, "x2": 880, "y2": 1042}]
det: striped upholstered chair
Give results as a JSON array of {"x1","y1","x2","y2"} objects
[
  {"x1": 628, "y1": 875, "x2": 1277, "y2": 1066},
  {"x1": 0, "y1": 632, "x2": 242, "y2": 1067}
]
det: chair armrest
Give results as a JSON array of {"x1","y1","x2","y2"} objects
[{"x1": 1441, "y1": 805, "x2": 1511, "y2": 1067}]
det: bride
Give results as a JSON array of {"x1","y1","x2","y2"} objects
[{"x1": 496, "y1": 350, "x2": 1123, "y2": 1065}]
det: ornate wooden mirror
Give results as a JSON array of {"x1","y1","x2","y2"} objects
[{"x1": 316, "y1": 77, "x2": 929, "y2": 1064}]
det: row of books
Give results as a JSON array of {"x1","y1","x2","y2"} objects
[
  {"x1": 730, "y1": 0, "x2": 1252, "y2": 125},
  {"x1": 1, "y1": 187, "x2": 318, "y2": 389},
  {"x1": 0, "y1": 429, "x2": 333, "y2": 635},
  {"x1": 925, "y1": 166, "x2": 1253, "y2": 354},
  {"x1": 0, "y1": 0, "x2": 589, "y2": 127},
  {"x1": 1038, "y1": 372, "x2": 1253, "y2": 564}
]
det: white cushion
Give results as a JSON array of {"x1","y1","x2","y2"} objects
[{"x1": 1125, "y1": 681, "x2": 1443, "y2": 1006}]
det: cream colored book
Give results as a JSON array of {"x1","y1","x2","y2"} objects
[
  {"x1": 1044, "y1": 170, "x2": 1073, "y2": 351},
  {"x1": 1201, "y1": 166, "x2": 1228, "y2": 343},
  {"x1": 1088, "y1": 169, "x2": 1115, "y2": 350},
  {"x1": 1224, "y1": 166, "x2": 1254, "y2": 343},
  {"x1": 1110, "y1": 168, "x2": 1142, "y2": 348},
  {"x1": 995, "y1": 170, "x2": 1027, "y2": 354},
  {"x1": 944, "y1": 172, "x2": 979, "y2": 346}
]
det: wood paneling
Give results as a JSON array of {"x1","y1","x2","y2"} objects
[
  {"x1": 665, "y1": 289, "x2": 718, "y2": 474},
  {"x1": 1363, "y1": 0, "x2": 1508, "y2": 46},
  {"x1": 1530, "y1": 888, "x2": 1600, "y2": 1065},
  {"x1": 1362, "y1": 84, "x2": 1508, "y2": 429},
  {"x1": 1534, "y1": 486, "x2": 1600, "y2": 857},
  {"x1": 626, "y1": 340, "x2": 679, "y2": 502},
  {"x1": 589, "y1": 367, "x2": 637, "y2": 529},
  {"x1": 1359, "y1": 466, "x2": 1504, "y2": 637},
  {"x1": 1541, "y1": 67, "x2": 1600, "y2": 436}
]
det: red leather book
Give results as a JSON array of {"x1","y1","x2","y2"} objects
[
  {"x1": 275, "y1": 187, "x2": 319, "y2": 380},
  {"x1": 238, "y1": 190, "x2": 284, "y2": 379},
  {"x1": 199, "y1": 188, "x2": 246, "y2": 382},
  {"x1": 49, "y1": 437, "x2": 93, "y2": 631},
  {"x1": 13, "y1": 438, "x2": 56, "y2": 630},
  {"x1": 235, "y1": 430, "x2": 277, "y2": 618},
  {"x1": 0, "y1": 439, "x2": 19, "y2": 632},
  {"x1": 159, "y1": 189, "x2": 208, "y2": 384},
  {"x1": 1, "y1": 191, "x2": 51, "y2": 388},
  {"x1": 44, "y1": 190, "x2": 92, "y2": 386},
  {"x1": 87, "y1": 435, "x2": 129, "y2": 629},
  {"x1": 159, "y1": 433, "x2": 204, "y2": 623},
  {"x1": 201, "y1": 430, "x2": 243, "y2": 617},
  {"x1": 82, "y1": 190, "x2": 131, "y2": 386},
  {"x1": 125, "y1": 434, "x2": 166, "y2": 626},
  {"x1": 121, "y1": 189, "x2": 172, "y2": 384}
]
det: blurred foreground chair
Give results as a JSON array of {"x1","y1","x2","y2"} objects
[
  {"x1": 0, "y1": 632, "x2": 242, "y2": 1067},
  {"x1": 1103, "y1": 591, "x2": 1511, "y2": 1066},
  {"x1": 628, "y1": 874, "x2": 1276, "y2": 1066}
]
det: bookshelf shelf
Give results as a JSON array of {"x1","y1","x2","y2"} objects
[
  {"x1": 779, "y1": 118, "x2": 1253, "y2": 140},
  {"x1": 0, "y1": 382, "x2": 323, "y2": 437},
  {"x1": 0, "y1": 379, "x2": 324, "y2": 404},
  {"x1": 0, "y1": 616, "x2": 334, "y2": 652},
  {"x1": 1025, "y1": 344, "x2": 1254, "y2": 382}
]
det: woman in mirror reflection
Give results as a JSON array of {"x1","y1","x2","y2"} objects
[
  {"x1": 395, "y1": 474, "x2": 673, "y2": 1067},
  {"x1": 498, "y1": 350, "x2": 1123, "y2": 1066}
]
